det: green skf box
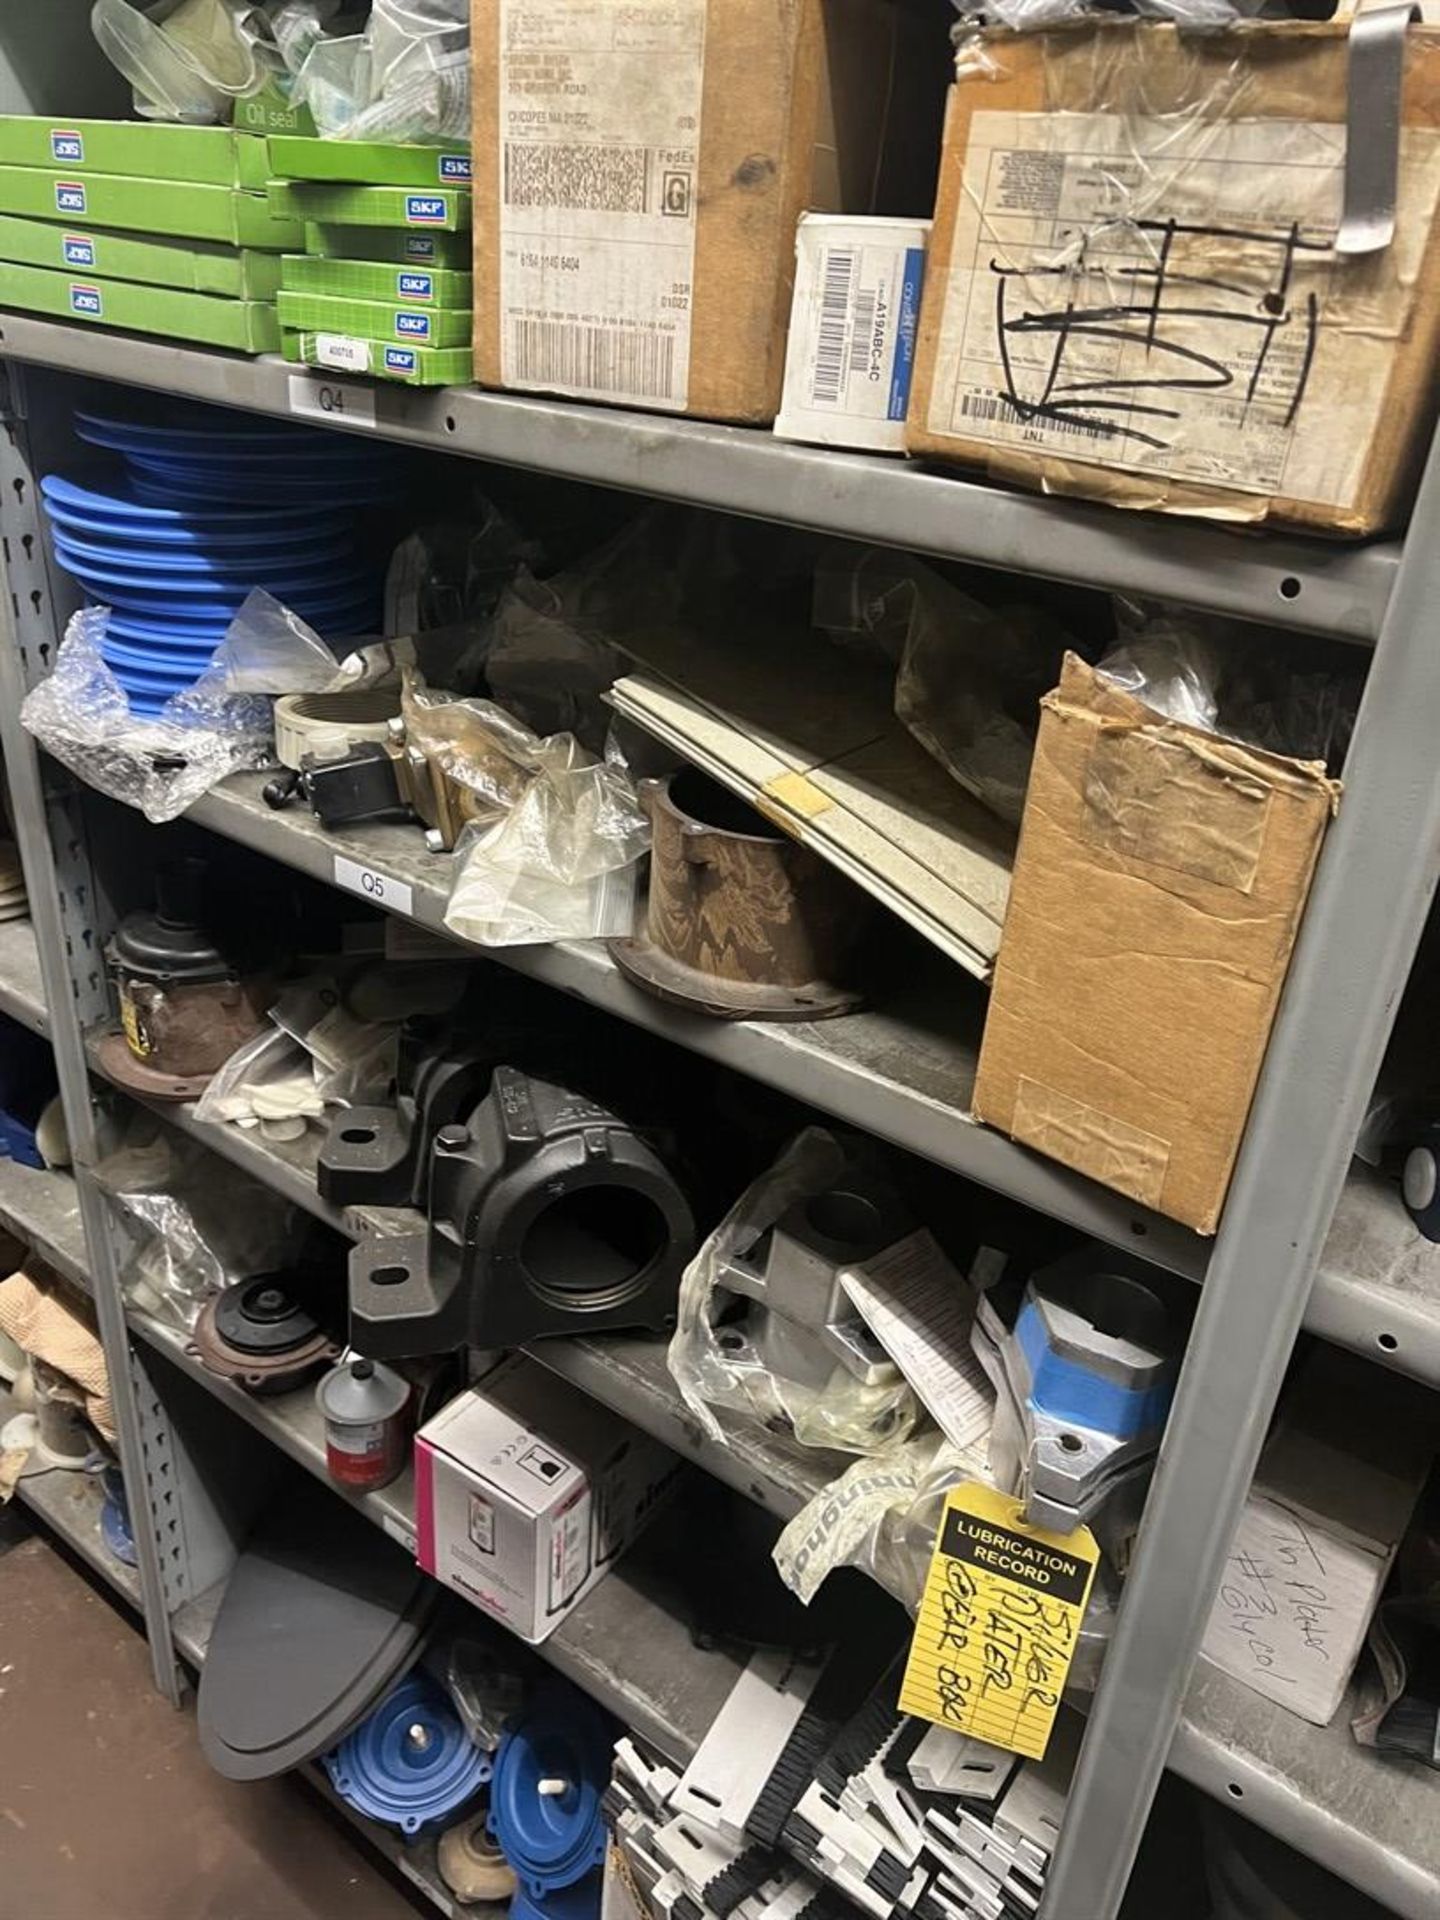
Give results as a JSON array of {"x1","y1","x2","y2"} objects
[
  {"x1": 234, "y1": 84, "x2": 316, "y2": 137},
  {"x1": 281, "y1": 253, "x2": 471, "y2": 307},
  {"x1": 277, "y1": 287, "x2": 470, "y2": 348},
  {"x1": 0, "y1": 213, "x2": 282, "y2": 298},
  {"x1": 304, "y1": 222, "x2": 471, "y2": 268},
  {"x1": 282, "y1": 329, "x2": 470, "y2": 387},
  {"x1": 0, "y1": 117, "x2": 269, "y2": 189},
  {"x1": 0, "y1": 259, "x2": 279, "y2": 352},
  {"x1": 269, "y1": 135, "x2": 471, "y2": 190},
  {"x1": 269, "y1": 179, "x2": 470, "y2": 231},
  {"x1": 0, "y1": 167, "x2": 301, "y2": 248}
]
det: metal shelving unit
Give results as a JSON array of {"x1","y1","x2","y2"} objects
[{"x1": 0, "y1": 304, "x2": 1435, "y2": 1920}]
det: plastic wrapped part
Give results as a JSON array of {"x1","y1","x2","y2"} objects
[
  {"x1": 484, "y1": 568, "x2": 632, "y2": 752},
  {"x1": 92, "y1": 0, "x2": 280, "y2": 121},
  {"x1": 442, "y1": 1637, "x2": 527, "y2": 1751},
  {"x1": 1098, "y1": 605, "x2": 1222, "y2": 733},
  {"x1": 192, "y1": 1023, "x2": 324, "y2": 1133},
  {"x1": 384, "y1": 509, "x2": 532, "y2": 655},
  {"x1": 21, "y1": 607, "x2": 274, "y2": 825},
  {"x1": 820, "y1": 547, "x2": 1077, "y2": 827},
  {"x1": 667, "y1": 1130, "x2": 921, "y2": 1456},
  {"x1": 293, "y1": 0, "x2": 469, "y2": 142},
  {"x1": 951, "y1": 0, "x2": 1247, "y2": 33},
  {"x1": 195, "y1": 979, "x2": 402, "y2": 1134},
  {"x1": 95, "y1": 1125, "x2": 300, "y2": 1331}
]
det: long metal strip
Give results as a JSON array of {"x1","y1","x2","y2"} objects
[{"x1": 1041, "y1": 425, "x2": 1440, "y2": 1913}]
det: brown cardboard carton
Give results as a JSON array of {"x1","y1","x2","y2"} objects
[
  {"x1": 472, "y1": 0, "x2": 942, "y2": 423},
  {"x1": 973, "y1": 655, "x2": 1339, "y2": 1234},
  {"x1": 908, "y1": 22, "x2": 1440, "y2": 535}
]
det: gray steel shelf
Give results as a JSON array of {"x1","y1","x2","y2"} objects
[
  {"x1": 0, "y1": 314, "x2": 1399, "y2": 641},
  {"x1": 0, "y1": 1154, "x2": 91, "y2": 1296},
  {"x1": 0, "y1": 918, "x2": 48, "y2": 1034},
  {"x1": 0, "y1": 1374, "x2": 141, "y2": 1611}
]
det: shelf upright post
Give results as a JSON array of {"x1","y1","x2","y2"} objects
[{"x1": 1041, "y1": 427, "x2": 1440, "y2": 1915}]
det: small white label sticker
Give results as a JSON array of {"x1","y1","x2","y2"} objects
[
  {"x1": 381, "y1": 1513, "x2": 419, "y2": 1557},
  {"x1": 287, "y1": 370, "x2": 376, "y2": 426},
  {"x1": 333, "y1": 855, "x2": 413, "y2": 916}
]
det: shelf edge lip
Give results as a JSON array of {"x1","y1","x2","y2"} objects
[{"x1": 0, "y1": 320, "x2": 1397, "y2": 641}]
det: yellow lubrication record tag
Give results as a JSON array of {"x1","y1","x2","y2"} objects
[{"x1": 898, "y1": 1483, "x2": 1099, "y2": 1761}]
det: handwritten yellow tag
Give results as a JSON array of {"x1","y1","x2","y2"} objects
[{"x1": 898, "y1": 1483, "x2": 1098, "y2": 1760}]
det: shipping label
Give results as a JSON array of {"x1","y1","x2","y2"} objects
[
  {"x1": 929, "y1": 111, "x2": 1440, "y2": 507},
  {"x1": 498, "y1": 0, "x2": 707, "y2": 411}
]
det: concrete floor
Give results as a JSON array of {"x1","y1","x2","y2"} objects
[{"x1": 0, "y1": 1517, "x2": 431, "y2": 1920}]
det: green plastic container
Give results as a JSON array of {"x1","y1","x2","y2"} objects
[
  {"x1": 303, "y1": 223, "x2": 471, "y2": 268},
  {"x1": 277, "y1": 287, "x2": 470, "y2": 348},
  {"x1": 0, "y1": 116, "x2": 269, "y2": 188},
  {"x1": 281, "y1": 253, "x2": 472, "y2": 307},
  {"x1": 0, "y1": 258, "x2": 279, "y2": 351},
  {"x1": 268, "y1": 179, "x2": 470, "y2": 231},
  {"x1": 282, "y1": 328, "x2": 471, "y2": 386},
  {"x1": 0, "y1": 168, "x2": 300, "y2": 247},
  {"x1": 0, "y1": 213, "x2": 282, "y2": 298},
  {"x1": 269, "y1": 136, "x2": 471, "y2": 190}
]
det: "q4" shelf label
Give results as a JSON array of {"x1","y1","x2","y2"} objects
[
  {"x1": 334, "y1": 855, "x2": 414, "y2": 917},
  {"x1": 287, "y1": 370, "x2": 377, "y2": 428}
]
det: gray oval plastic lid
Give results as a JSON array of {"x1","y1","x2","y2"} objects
[{"x1": 198, "y1": 1477, "x2": 434, "y2": 1780}]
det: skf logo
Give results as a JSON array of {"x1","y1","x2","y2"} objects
[
  {"x1": 51, "y1": 130, "x2": 84, "y2": 164},
  {"x1": 63, "y1": 235, "x2": 95, "y2": 268},
  {"x1": 438, "y1": 153, "x2": 471, "y2": 182},
  {"x1": 384, "y1": 348, "x2": 417, "y2": 374},
  {"x1": 55, "y1": 182, "x2": 86, "y2": 215},
  {"x1": 405, "y1": 195, "x2": 446, "y2": 225},
  {"x1": 69, "y1": 283, "x2": 102, "y2": 317},
  {"x1": 397, "y1": 271, "x2": 433, "y2": 301},
  {"x1": 395, "y1": 311, "x2": 430, "y2": 339},
  {"x1": 403, "y1": 235, "x2": 436, "y2": 259}
]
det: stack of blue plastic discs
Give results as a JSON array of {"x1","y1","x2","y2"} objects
[{"x1": 40, "y1": 407, "x2": 401, "y2": 716}]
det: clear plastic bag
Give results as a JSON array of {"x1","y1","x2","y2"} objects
[
  {"x1": 667, "y1": 1130, "x2": 921, "y2": 1456},
  {"x1": 195, "y1": 979, "x2": 401, "y2": 1136},
  {"x1": 293, "y1": 0, "x2": 469, "y2": 142},
  {"x1": 442, "y1": 1637, "x2": 527, "y2": 1750},
  {"x1": 20, "y1": 606, "x2": 274, "y2": 825},
  {"x1": 950, "y1": 0, "x2": 1249, "y2": 36},
  {"x1": 92, "y1": 0, "x2": 280, "y2": 121}
]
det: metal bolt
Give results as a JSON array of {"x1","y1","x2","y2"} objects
[
  {"x1": 537, "y1": 1777, "x2": 569, "y2": 1798},
  {"x1": 406, "y1": 1722, "x2": 433, "y2": 1753}
]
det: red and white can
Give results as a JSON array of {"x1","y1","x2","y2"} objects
[{"x1": 316, "y1": 1357, "x2": 411, "y2": 1492}]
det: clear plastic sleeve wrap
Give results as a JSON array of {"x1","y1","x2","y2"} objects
[
  {"x1": 20, "y1": 607, "x2": 274, "y2": 825},
  {"x1": 667, "y1": 1130, "x2": 922, "y2": 1456},
  {"x1": 94, "y1": 1126, "x2": 300, "y2": 1331},
  {"x1": 442, "y1": 1637, "x2": 527, "y2": 1750},
  {"x1": 92, "y1": 0, "x2": 280, "y2": 122},
  {"x1": 195, "y1": 980, "x2": 401, "y2": 1135},
  {"x1": 951, "y1": 0, "x2": 1247, "y2": 33},
  {"x1": 292, "y1": 0, "x2": 469, "y2": 142}
]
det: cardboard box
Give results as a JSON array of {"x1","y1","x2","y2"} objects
[
  {"x1": 776, "y1": 214, "x2": 928, "y2": 453},
  {"x1": 973, "y1": 655, "x2": 1338, "y2": 1234},
  {"x1": 415, "y1": 1355, "x2": 679, "y2": 1642},
  {"x1": 282, "y1": 253, "x2": 473, "y2": 307},
  {"x1": 908, "y1": 22, "x2": 1440, "y2": 536},
  {"x1": 269, "y1": 180, "x2": 471, "y2": 231},
  {"x1": 0, "y1": 214, "x2": 282, "y2": 298},
  {"x1": 0, "y1": 258, "x2": 279, "y2": 351},
  {"x1": 305, "y1": 222, "x2": 472, "y2": 268},
  {"x1": 282, "y1": 329, "x2": 473, "y2": 386},
  {"x1": 270, "y1": 135, "x2": 472, "y2": 190},
  {"x1": 0, "y1": 116, "x2": 269, "y2": 189},
  {"x1": 471, "y1": 0, "x2": 944, "y2": 423},
  {"x1": 0, "y1": 167, "x2": 300, "y2": 248},
  {"x1": 277, "y1": 287, "x2": 472, "y2": 348},
  {"x1": 1200, "y1": 1350, "x2": 1434, "y2": 1725}
]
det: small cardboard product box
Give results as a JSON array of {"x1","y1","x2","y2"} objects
[
  {"x1": 304, "y1": 222, "x2": 473, "y2": 269},
  {"x1": 0, "y1": 258, "x2": 279, "y2": 352},
  {"x1": 471, "y1": 0, "x2": 945, "y2": 423},
  {"x1": 269, "y1": 135, "x2": 472, "y2": 190},
  {"x1": 269, "y1": 179, "x2": 471, "y2": 232},
  {"x1": 0, "y1": 213, "x2": 282, "y2": 299},
  {"x1": 0, "y1": 167, "x2": 300, "y2": 248},
  {"x1": 282, "y1": 330, "x2": 473, "y2": 387},
  {"x1": 277, "y1": 287, "x2": 472, "y2": 348},
  {"x1": 415, "y1": 1355, "x2": 680, "y2": 1642},
  {"x1": 1200, "y1": 1350, "x2": 1435, "y2": 1726},
  {"x1": 281, "y1": 253, "x2": 473, "y2": 308},
  {"x1": 973, "y1": 655, "x2": 1339, "y2": 1235},
  {"x1": 0, "y1": 116, "x2": 269, "y2": 189},
  {"x1": 776, "y1": 213, "x2": 928, "y2": 453},
  {"x1": 908, "y1": 21, "x2": 1440, "y2": 536}
]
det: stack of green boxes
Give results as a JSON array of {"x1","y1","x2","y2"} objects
[
  {"x1": 0, "y1": 117, "x2": 302, "y2": 351},
  {"x1": 270, "y1": 138, "x2": 472, "y2": 387}
]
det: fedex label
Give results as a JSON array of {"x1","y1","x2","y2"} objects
[
  {"x1": 63, "y1": 234, "x2": 95, "y2": 268},
  {"x1": 395, "y1": 310, "x2": 430, "y2": 339},
  {"x1": 55, "y1": 182, "x2": 86, "y2": 215},
  {"x1": 403, "y1": 235, "x2": 437, "y2": 259},
  {"x1": 438, "y1": 153, "x2": 471, "y2": 182},
  {"x1": 384, "y1": 348, "x2": 417, "y2": 375},
  {"x1": 406, "y1": 195, "x2": 447, "y2": 226},
  {"x1": 397, "y1": 271, "x2": 433, "y2": 301},
  {"x1": 51, "y1": 130, "x2": 84, "y2": 164},
  {"x1": 69, "y1": 283, "x2": 103, "y2": 317}
]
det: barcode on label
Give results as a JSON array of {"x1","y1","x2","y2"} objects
[
  {"x1": 504, "y1": 141, "x2": 647, "y2": 213},
  {"x1": 849, "y1": 289, "x2": 878, "y2": 377},
  {"x1": 959, "y1": 390, "x2": 1111, "y2": 443},
  {"x1": 811, "y1": 249, "x2": 856, "y2": 406},
  {"x1": 511, "y1": 319, "x2": 675, "y2": 401}
]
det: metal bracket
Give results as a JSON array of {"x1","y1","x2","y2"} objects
[{"x1": 1339, "y1": 4, "x2": 1420, "y2": 256}]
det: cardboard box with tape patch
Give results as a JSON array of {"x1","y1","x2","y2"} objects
[{"x1": 973, "y1": 655, "x2": 1339, "y2": 1234}]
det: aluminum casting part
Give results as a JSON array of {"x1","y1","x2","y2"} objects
[{"x1": 438, "y1": 1812, "x2": 519, "y2": 1905}]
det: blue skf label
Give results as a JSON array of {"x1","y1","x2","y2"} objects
[
  {"x1": 63, "y1": 234, "x2": 95, "y2": 268},
  {"x1": 55, "y1": 181, "x2": 86, "y2": 215},
  {"x1": 395, "y1": 310, "x2": 431, "y2": 339},
  {"x1": 397, "y1": 271, "x2": 433, "y2": 301},
  {"x1": 438, "y1": 153, "x2": 471, "y2": 182},
  {"x1": 405, "y1": 195, "x2": 447, "y2": 225},
  {"x1": 403, "y1": 234, "x2": 437, "y2": 259},
  {"x1": 384, "y1": 347, "x2": 417, "y2": 374},
  {"x1": 51, "y1": 129, "x2": 84, "y2": 164},
  {"x1": 69, "y1": 283, "x2": 102, "y2": 317},
  {"x1": 888, "y1": 246, "x2": 926, "y2": 423}
]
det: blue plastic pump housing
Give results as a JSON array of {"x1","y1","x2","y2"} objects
[
  {"x1": 323, "y1": 1673, "x2": 492, "y2": 1837},
  {"x1": 490, "y1": 1681, "x2": 615, "y2": 1920}
]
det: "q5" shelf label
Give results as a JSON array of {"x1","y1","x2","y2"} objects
[{"x1": 334, "y1": 855, "x2": 414, "y2": 917}]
